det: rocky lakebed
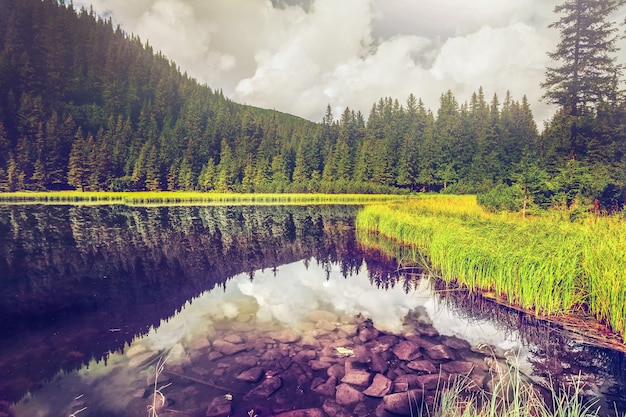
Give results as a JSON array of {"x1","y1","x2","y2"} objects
[{"x1": 110, "y1": 308, "x2": 525, "y2": 417}]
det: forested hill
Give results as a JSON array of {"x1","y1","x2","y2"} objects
[{"x1": 1, "y1": 0, "x2": 624, "y2": 198}]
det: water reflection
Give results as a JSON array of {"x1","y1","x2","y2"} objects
[{"x1": 0, "y1": 205, "x2": 624, "y2": 417}]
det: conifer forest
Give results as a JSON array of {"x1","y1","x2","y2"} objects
[{"x1": 1, "y1": 0, "x2": 625, "y2": 209}]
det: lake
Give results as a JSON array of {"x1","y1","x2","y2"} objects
[{"x1": 0, "y1": 204, "x2": 624, "y2": 417}]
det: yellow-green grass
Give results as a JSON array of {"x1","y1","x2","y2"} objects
[
  {"x1": 0, "y1": 191, "x2": 409, "y2": 206},
  {"x1": 356, "y1": 195, "x2": 626, "y2": 341}
]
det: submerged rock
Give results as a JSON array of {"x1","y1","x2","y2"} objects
[
  {"x1": 383, "y1": 390, "x2": 424, "y2": 415},
  {"x1": 274, "y1": 408, "x2": 325, "y2": 417},
  {"x1": 335, "y1": 383, "x2": 364, "y2": 405},
  {"x1": 322, "y1": 399, "x2": 352, "y2": 417},
  {"x1": 205, "y1": 395, "x2": 232, "y2": 417},
  {"x1": 244, "y1": 376, "x2": 283, "y2": 400},
  {"x1": 341, "y1": 369, "x2": 372, "y2": 387},
  {"x1": 363, "y1": 373, "x2": 392, "y2": 397},
  {"x1": 212, "y1": 340, "x2": 247, "y2": 356},
  {"x1": 236, "y1": 366, "x2": 265, "y2": 382}
]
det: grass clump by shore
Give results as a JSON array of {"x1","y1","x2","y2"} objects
[
  {"x1": 356, "y1": 195, "x2": 626, "y2": 342},
  {"x1": 0, "y1": 191, "x2": 408, "y2": 206}
]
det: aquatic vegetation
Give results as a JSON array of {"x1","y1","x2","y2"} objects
[
  {"x1": 356, "y1": 195, "x2": 626, "y2": 342},
  {"x1": 0, "y1": 191, "x2": 408, "y2": 206}
]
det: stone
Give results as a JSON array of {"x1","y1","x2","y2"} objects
[
  {"x1": 369, "y1": 352, "x2": 389, "y2": 374},
  {"x1": 312, "y1": 376, "x2": 337, "y2": 397},
  {"x1": 188, "y1": 337, "x2": 211, "y2": 351},
  {"x1": 223, "y1": 334, "x2": 243, "y2": 344},
  {"x1": 207, "y1": 351, "x2": 223, "y2": 361},
  {"x1": 128, "y1": 351, "x2": 158, "y2": 369},
  {"x1": 392, "y1": 340, "x2": 421, "y2": 361},
  {"x1": 441, "y1": 336, "x2": 471, "y2": 350},
  {"x1": 358, "y1": 327, "x2": 379, "y2": 343},
  {"x1": 274, "y1": 409, "x2": 325, "y2": 417},
  {"x1": 271, "y1": 330, "x2": 301, "y2": 343},
  {"x1": 309, "y1": 360, "x2": 333, "y2": 371},
  {"x1": 383, "y1": 390, "x2": 424, "y2": 416},
  {"x1": 212, "y1": 340, "x2": 247, "y2": 356},
  {"x1": 316, "y1": 319, "x2": 337, "y2": 332},
  {"x1": 341, "y1": 369, "x2": 372, "y2": 387},
  {"x1": 308, "y1": 310, "x2": 339, "y2": 323},
  {"x1": 335, "y1": 383, "x2": 365, "y2": 406},
  {"x1": 236, "y1": 366, "x2": 265, "y2": 382},
  {"x1": 338, "y1": 324, "x2": 358, "y2": 337},
  {"x1": 441, "y1": 361, "x2": 474, "y2": 375},
  {"x1": 363, "y1": 373, "x2": 392, "y2": 397},
  {"x1": 371, "y1": 335, "x2": 399, "y2": 352},
  {"x1": 423, "y1": 344, "x2": 455, "y2": 361},
  {"x1": 322, "y1": 399, "x2": 352, "y2": 417},
  {"x1": 294, "y1": 350, "x2": 317, "y2": 362},
  {"x1": 327, "y1": 364, "x2": 345, "y2": 379},
  {"x1": 352, "y1": 345, "x2": 371, "y2": 364},
  {"x1": 244, "y1": 377, "x2": 283, "y2": 400},
  {"x1": 205, "y1": 395, "x2": 232, "y2": 417},
  {"x1": 301, "y1": 335, "x2": 321, "y2": 349},
  {"x1": 407, "y1": 360, "x2": 437, "y2": 374},
  {"x1": 417, "y1": 373, "x2": 446, "y2": 390}
]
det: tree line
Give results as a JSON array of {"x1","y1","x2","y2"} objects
[{"x1": 0, "y1": 0, "x2": 625, "y2": 205}]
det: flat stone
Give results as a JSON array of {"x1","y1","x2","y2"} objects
[
  {"x1": 244, "y1": 376, "x2": 283, "y2": 400},
  {"x1": 223, "y1": 333, "x2": 244, "y2": 344},
  {"x1": 294, "y1": 350, "x2": 317, "y2": 362},
  {"x1": 207, "y1": 351, "x2": 223, "y2": 361},
  {"x1": 335, "y1": 383, "x2": 365, "y2": 406},
  {"x1": 310, "y1": 360, "x2": 333, "y2": 371},
  {"x1": 312, "y1": 376, "x2": 337, "y2": 397},
  {"x1": 392, "y1": 340, "x2": 421, "y2": 361},
  {"x1": 301, "y1": 335, "x2": 321, "y2": 349},
  {"x1": 417, "y1": 373, "x2": 446, "y2": 390},
  {"x1": 441, "y1": 361, "x2": 474, "y2": 375},
  {"x1": 271, "y1": 330, "x2": 301, "y2": 344},
  {"x1": 205, "y1": 396, "x2": 232, "y2": 417},
  {"x1": 407, "y1": 360, "x2": 437, "y2": 374},
  {"x1": 370, "y1": 335, "x2": 399, "y2": 353},
  {"x1": 441, "y1": 336, "x2": 471, "y2": 350},
  {"x1": 236, "y1": 366, "x2": 265, "y2": 382},
  {"x1": 363, "y1": 373, "x2": 392, "y2": 397},
  {"x1": 212, "y1": 340, "x2": 247, "y2": 356},
  {"x1": 383, "y1": 390, "x2": 424, "y2": 415},
  {"x1": 424, "y1": 344, "x2": 455, "y2": 361},
  {"x1": 341, "y1": 369, "x2": 372, "y2": 387},
  {"x1": 308, "y1": 310, "x2": 339, "y2": 323},
  {"x1": 316, "y1": 319, "x2": 338, "y2": 331},
  {"x1": 322, "y1": 399, "x2": 352, "y2": 417},
  {"x1": 339, "y1": 324, "x2": 358, "y2": 337},
  {"x1": 274, "y1": 408, "x2": 325, "y2": 417},
  {"x1": 128, "y1": 351, "x2": 158, "y2": 369}
]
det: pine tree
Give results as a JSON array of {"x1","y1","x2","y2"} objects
[{"x1": 542, "y1": 0, "x2": 625, "y2": 158}]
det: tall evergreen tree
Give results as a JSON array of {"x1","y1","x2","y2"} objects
[{"x1": 542, "y1": 0, "x2": 625, "y2": 158}]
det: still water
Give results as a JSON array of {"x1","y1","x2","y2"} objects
[{"x1": 0, "y1": 205, "x2": 624, "y2": 417}]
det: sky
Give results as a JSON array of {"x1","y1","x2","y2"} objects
[{"x1": 79, "y1": 0, "x2": 626, "y2": 127}]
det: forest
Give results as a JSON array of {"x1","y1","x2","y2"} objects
[{"x1": 0, "y1": 0, "x2": 625, "y2": 209}]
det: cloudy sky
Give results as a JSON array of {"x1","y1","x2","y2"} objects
[{"x1": 79, "y1": 0, "x2": 626, "y2": 127}]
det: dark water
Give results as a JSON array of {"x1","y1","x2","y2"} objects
[{"x1": 0, "y1": 204, "x2": 624, "y2": 417}]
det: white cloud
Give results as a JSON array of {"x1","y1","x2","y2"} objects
[{"x1": 81, "y1": 0, "x2": 575, "y2": 125}]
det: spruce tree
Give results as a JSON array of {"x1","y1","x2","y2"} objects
[{"x1": 542, "y1": 0, "x2": 625, "y2": 158}]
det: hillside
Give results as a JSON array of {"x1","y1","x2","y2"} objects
[{"x1": 0, "y1": 0, "x2": 624, "y2": 202}]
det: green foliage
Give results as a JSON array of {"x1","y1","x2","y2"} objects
[
  {"x1": 477, "y1": 184, "x2": 523, "y2": 212},
  {"x1": 357, "y1": 196, "x2": 626, "y2": 341},
  {"x1": 0, "y1": 0, "x2": 624, "y2": 198}
]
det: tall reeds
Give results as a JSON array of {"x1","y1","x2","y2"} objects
[{"x1": 356, "y1": 195, "x2": 626, "y2": 341}]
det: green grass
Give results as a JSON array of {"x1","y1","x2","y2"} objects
[
  {"x1": 0, "y1": 191, "x2": 408, "y2": 206},
  {"x1": 356, "y1": 195, "x2": 626, "y2": 342}
]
